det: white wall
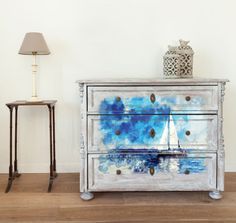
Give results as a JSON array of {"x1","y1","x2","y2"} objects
[{"x1": 0, "y1": 0, "x2": 235, "y2": 173}]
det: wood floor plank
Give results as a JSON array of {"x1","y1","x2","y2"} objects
[
  {"x1": 225, "y1": 172, "x2": 236, "y2": 192},
  {"x1": 0, "y1": 173, "x2": 235, "y2": 222},
  {"x1": 1, "y1": 192, "x2": 236, "y2": 208},
  {"x1": 1, "y1": 205, "x2": 236, "y2": 222}
]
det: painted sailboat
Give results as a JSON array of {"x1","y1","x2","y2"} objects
[
  {"x1": 158, "y1": 114, "x2": 185, "y2": 173},
  {"x1": 159, "y1": 114, "x2": 186, "y2": 155}
]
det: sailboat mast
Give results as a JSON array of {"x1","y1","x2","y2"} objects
[{"x1": 167, "y1": 114, "x2": 170, "y2": 150}]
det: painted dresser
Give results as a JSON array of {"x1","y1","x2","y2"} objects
[{"x1": 78, "y1": 78, "x2": 228, "y2": 200}]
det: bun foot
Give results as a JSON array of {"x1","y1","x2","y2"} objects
[
  {"x1": 209, "y1": 190, "x2": 222, "y2": 200},
  {"x1": 80, "y1": 192, "x2": 94, "y2": 201}
]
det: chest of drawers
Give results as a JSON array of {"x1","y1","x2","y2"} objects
[{"x1": 78, "y1": 79, "x2": 228, "y2": 200}]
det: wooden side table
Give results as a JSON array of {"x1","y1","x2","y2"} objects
[{"x1": 5, "y1": 100, "x2": 57, "y2": 193}]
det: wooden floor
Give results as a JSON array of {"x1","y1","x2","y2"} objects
[{"x1": 0, "y1": 173, "x2": 236, "y2": 222}]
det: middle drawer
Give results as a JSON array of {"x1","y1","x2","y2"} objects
[{"x1": 88, "y1": 114, "x2": 217, "y2": 152}]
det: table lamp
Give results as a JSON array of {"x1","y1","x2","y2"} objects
[{"x1": 19, "y1": 32, "x2": 50, "y2": 102}]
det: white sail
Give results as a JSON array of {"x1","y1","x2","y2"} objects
[
  {"x1": 160, "y1": 121, "x2": 168, "y2": 146},
  {"x1": 169, "y1": 115, "x2": 179, "y2": 146},
  {"x1": 159, "y1": 115, "x2": 179, "y2": 149}
]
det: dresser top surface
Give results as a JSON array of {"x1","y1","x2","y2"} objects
[{"x1": 77, "y1": 78, "x2": 229, "y2": 85}]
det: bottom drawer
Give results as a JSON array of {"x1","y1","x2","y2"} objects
[{"x1": 88, "y1": 153, "x2": 216, "y2": 191}]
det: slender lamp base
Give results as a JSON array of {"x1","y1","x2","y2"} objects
[{"x1": 27, "y1": 53, "x2": 42, "y2": 102}]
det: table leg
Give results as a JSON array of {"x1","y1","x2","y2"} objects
[
  {"x1": 48, "y1": 105, "x2": 53, "y2": 192},
  {"x1": 52, "y1": 106, "x2": 57, "y2": 177},
  {"x1": 14, "y1": 106, "x2": 21, "y2": 178},
  {"x1": 48, "y1": 105, "x2": 58, "y2": 192},
  {"x1": 5, "y1": 107, "x2": 14, "y2": 193}
]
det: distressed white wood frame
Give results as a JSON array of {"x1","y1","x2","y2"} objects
[{"x1": 79, "y1": 82, "x2": 87, "y2": 193}]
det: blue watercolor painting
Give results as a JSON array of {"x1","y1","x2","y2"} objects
[
  {"x1": 98, "y1": 95, "x2": 206, "y2": 175},
  {"x1": 98, "y1": 114, "x2": 201, "y2": 150},
  {"x1": 100, "y1": 115, "x2": 169, "y2": 147},
  {"x1": 98, "y1": 152, "x2": 206, "y2": 174},
  {"x1": 99, "y1": 96, "x2": 172, "y2": 114},
  {"x1": 99, "y1": 95, "x2": 206, "y2": 114}
]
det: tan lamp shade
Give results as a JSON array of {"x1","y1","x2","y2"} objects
[{"x1": 19, "y1": 32, "x2": 50, "y2": 55}]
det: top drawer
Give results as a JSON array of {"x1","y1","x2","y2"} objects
[{"x1": 87, "y1": 86, "x2": 218, "y2": 114}]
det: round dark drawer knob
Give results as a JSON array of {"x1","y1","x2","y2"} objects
[
  {"x1": 185, "y1": 96, "x2": 191, "y2": 101},
  {"x1": 116, "y1": 96, "x2": 121, "y2": 102},
  {"x1": 150, "y1": 93, "x2": 156, "y2": 103},
  {"x1": 149, "y1": 167, "x2": 155, "y2": 176},
  {"x1": 116, "y1": 169, "x2": 121, "y2": 175},
  {"x1": 184, "y1": 169, "x2": 190, "y2": 175},
  {"x1": 115, "y1": 130, "x2": 121, "y2": 135},
  {"x1": 185, "y1": 130, "x2": 191, "y2": 136},
  {"x1": 150, "y1": 128, "x2": 155, "y2": 138}
]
